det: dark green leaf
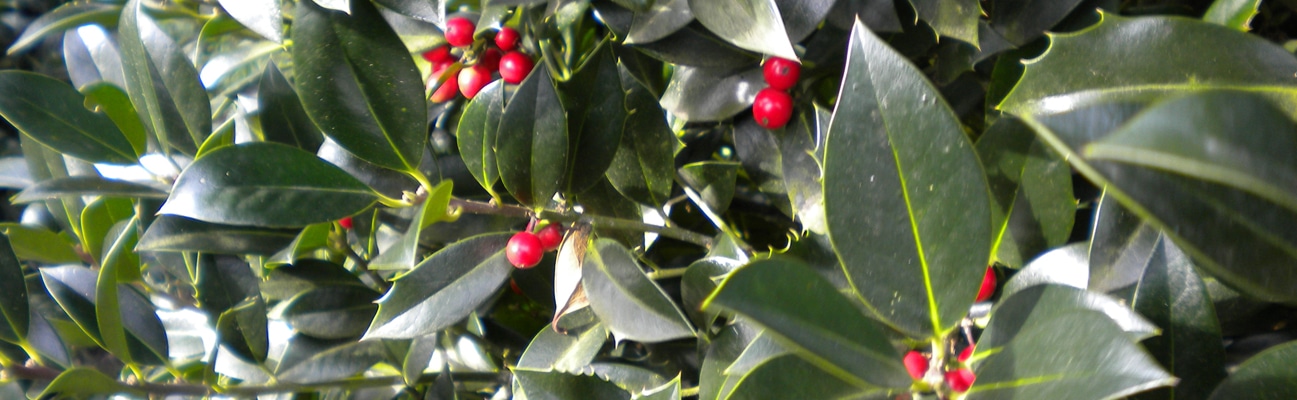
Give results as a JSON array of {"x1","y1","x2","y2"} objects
[
  {"x1": 497, "y1": 66, "x2": 569, "y2": 206},
  {"x1": 679, "y1": 161, "x2": 739, "y2": 216},
  {"x1": 375, "y1": 0, "x2": 445, "y2": 24},
  {"x1": 560, "y1": 39, "x2": 627, "y2": 194},
  {"x1": 275, "y1": 335, "x2": 387, "y2": 383},
  {"x1": 574, "y1": 178, "x2": 644, "y2": 248},
  {"x1": 1085, "y1": 92, "x2": 1297, "y2": 214},
  {"x1": 776, "y1": 105, "x2": 829, "y2": 234},
  {"x1": 38, "y1": 368, "x2": 142, "y2": 399},
  {"x1": 629, "y1": 24, "x2": 762, "y2": 69},
  {"x1": 259, "y1": 62, "x2": 324, "y2": 152},
  {"x1": 119, "y1": 0, "x2": 211, "y2": 156},
  {"x1": 1088, "y1": 191, "x2": 1159, "y2": 297},
  {"x1": 197, "y1": 254, "x2": 268, "y2": 362},
  {"x1": 0, "y1": 223, "x2": 80, "y2": 264},
  {"x1": 216, "y1": 297, "x2": 270, "y2": 364},
  {"x1": 217, "y1": 0, "x2": 284, "y2": 42},
  {"x1": 968, "y1": 309, "x2": 1174, "y2": 399},
  {"x1": 823, "y1": 21, "x2": 991, "y2": 337},
  {"x1": 680, "y1": 257, "x2": 743, "y2": 329},
  {"x1": 1204, "y1": 0, "x2": 1259, "y2": 31},
  {"x1": 366, "y1": 233, "x2": 513, "y2": 339},
  {"x1": 315, "y1": 138, "x2": 421, "y2": 199},
  {"x1": 261, "y1": 259, "x2": 367, "y2": 301},
  {"x1": 775, "y1": 0, "x2": 835, "y2": 43},
  {"x1": 639, "y1": 375, "x2": 681, "y2": 400},
  {"x1": 267, "y1": 222, "x2": 331, "y2": 267},
  {"x1": 1131, "y1": 235, "x2": 1226, "y2": 400},
  {"x1": 659, "y1": 65, "x2": 762, "y2": 122},
  {"x1": 402, "y1": 334, "x2": 438, "y2": 387},
  {"x1": 292, "y1": 0, "x2": 427, "y2": 173},
  {"x1": 514, "y1": 368, "x2": 633, "y2": 400},
  {"x1": 726, "y1": 354, "x2": 881, "y2": 400},
  {"x1": 370, "y1": 180, "x2": 454, "y2": 270},
  {"x1": 1207, "y1": 341, "x2": 1297, "y2": 400},
  {"x1": 976, "y1": 116, "x2": 1075, "y2": 268},
  {"x1": 160, "y1": 142, "x2": 378, "y2": 228},
  {"x1": 95, "y1": 218, "x2": 140, "y2": 363},
  {"x1": 0, "y1": 71, "x2": 136, "y2": 164},
  {"x1": 282, "y1": 285, "x2": 380, "y2": 339},
  {"x1": 12, "y1": 176, "x2": 167, "y2": 204},
  {"x1": 626, "y1": 0, "x2": 692, "y2": 44},
  {"x1": 606, "y1": 65, "x2": 676, "y2": 206},
  {"x1": 582, "y1": 239, "x2": 693, "y2": 342},
  {"x1": 518, "y1": 308, "x2": 609, "y2": 372},
  {"x1": 0, "y1": 236, "x2": 28, "y2": 343},
  {"x1": 698, "y1": 321, "x2": 760, "y2": 400},
  {"x1": 733, "y1": 119, "x2": 791, "y2": 216},
  {"x1": 704, "y1": 258, "x2": 911, "y2": 389},
  {"x1": 456, "y1": 80, "x2": 505, "y2": 199},
  {"x1": 137, "y1": 215, "x2": 299, "y2": 255},
  {"x1": 826, "y1": 0, "x2": 901, "y2": 32},
  {"x1": 983, "y1": 285, "x2": 1158, "y2": 348},
  {"x1": 911, "y1": 0, "x2": 980, "y2": 45},
  {"x1": 688, "y1": 0, "x2": 797, "y2": 60},
  {"x1": 41, "y1": 266, "x2": 102, "y2": 343},
  {"x1": 989, "y1": 0, "x2": 1085, "y2": 45},
  {"x1": 7, "y1": 2, "x2": 121, "y2": 55}
]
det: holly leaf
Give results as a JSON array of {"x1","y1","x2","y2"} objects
[
  {"x1": 496, "y1": 66, "x2": 568, "y2": 207},
  {"x1": 581, "y1": 239, "x2": 693, "y2": 343},
  {"x1": 119, "y1": 0, "x2": 211, "y2": 156},
  {"x1": 0, "y1": 71, "x2": 137, "y2": 164},
  {"x1": 688, "y1": 0, "x2": 797, "y2": 60}
]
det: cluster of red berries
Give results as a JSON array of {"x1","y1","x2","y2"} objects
[
  {"x1": 424, "y1": 17, "x2": 536, "y2": 103},
  {"x1": 752, "y1": 57, "x2": 800, "y2": 129},
  {"x1": 904, "y1": 347, "x2": 976, "y2": 393},
  {"x1": 506, "y1": 222, "x2": 563, "y2": 269}
]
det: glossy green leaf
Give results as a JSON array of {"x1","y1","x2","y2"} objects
[
  {"x1": 401, "y1": 334, "x2": 439, "y2": 387},
  {"x1": 998, "y1": 13, "x2": 1297, "y2": 117},
  {"x1": 260, "y1": 259, "x2": 367, "y2": 301},
  {"x1": 515, "y1": 368, "x2": 633, "y2": 400},
  {"x1": 726, "y1": 354, "x2": 881, "y2": 400},
  {"x1": 291, "y1": 0, "x2": 427, "y2": 173},
  {"x1": 983, "y1": 284, "x2": 1159, "y2": 348},
  {"x1": 688, "y1": 0, "x2": 797, "y2": 60},
  {"x1": 582, "y1": 239, "x2": 693, "y2": 343},
  {"x1": 259, "y1": 62, "x2": 324, "y2": 152},
  {"x1": 62, "y1": 25, "x2": 127, "y2": 90},
  {"x1": 80, "y1": 82, "x2": 146, "y2": 157},
  {"x1": 366, "y1": 233, "x2": 513, "y2": 339},
  {"x1": 775, "y1": 0, "x2": 835, "y2": 42},
  {"x1": 12, "y1": 176, "x2": 167, "y2": 204},
  {"x1": 630, "y1": 25, "x2": 762, "y2": 69},
  {"x1": 1087, "y1": 191, "x2": 1160, "y2": 296},
  {"x1": 119, "y1": 0, "x2": 211, "y2": 156},
  {"x1": 38, "y1": 367, "x2": 142, "y2": 399},
  {"x1": 197, "y1": 254, "x2": 269, "y2": 362},
  {"x1": 7, "y1": 2, "x2": 121, "y2": 55},
  {"x1": 575, "y1": 178, "x2": 644, "y2": 248},
  {"x1": 41, "y1": 266, "x2": 103, "y2": 343},
  {"x1": 275, "y1": 335, "x2": 387, "y2": 383},
  {"x1": 826, "y1": 0, "x2": 901, "y2": 32},
  {"x1": 0, "y1": 223, "x2": 80, "y2": 264},
  {"x1": 659, "y1": 65, "x2": 762, "y2": 122},
  {"x1": 704, "y1": 258, "x2": 911, "y2": 389},
  {"x1": 370, "y1": 180, "x2": 454, "y2": 270},
  {"x1": 496, "y1": 65, "x2": 568, "y2": 207},
  {"x1": 160, "y1": 142, "x2": 378, "y2": 227},
  {"x1": 1204, "y1": 0, "x2": 1259, "y2": 31},
  {"x1": 776, "y1": 105, "x2": 829, "y2": 234},
  {"x1": 560, "y1": 39, "x2": 627, "y2": 194},
  {"x1": 18, "y1": 134, "x2": 84, "y2": 237},
  {"x1": 281, "y1": 285, "x2": 380, "y2": 339},
  {"x1": 375, "y1": 0, "x2": 445, "y2": 24},
  {"x1": 217, "y1": 0, "x2": 284, "y2": 42},
  {"x1": 988, "y1": 0, "x2": 1085, "y2": 45},
  {"x1": 1207, "y1": 341, "x2": 1297, "y2": 400},
  {"x1": 1085, "y1": 92, "x2": 1297, "y2": 214},
  {"x1": 456, "y1": 80, "x2": 505, "y2": 199},
  {"x1": 136, "y1": 215, "x2": 299, "y2": 255},
  {"x1": 1130, "y1": 235, "x2": 1226, "y2": 400},
  {"x1": 1000, "y1": 243, "x2": 1088, "y2": 298},
  {"x1": 518, "y1": 308, "x2": 608, "y2": 372},
  {"x1": 606, "y1": 65, "x2": 676, "y2": 206},
  {"x1": 626, "y1": 0, "x2": 692, "y2": 44},
  {"x1": 94, "y1": 218, "x2": 137, "y2": 363},
  {"x1": 679, "y1": 161, "x2": 739, "y2": 216},
  {"x1": 315, "y1": 138, "x2": 422, "y2": 199},
  {"x1": 976, "y1": 116, "x2": 1075, "y2": 268},
  {"x1": 0, "y1": 71, "x2": 136, "y2": 164},
  {"x1": 968, "y1": 308, "x2": 1174, "y2": 399},
  {"x1": 822, "y1": 20, "x2": 991, "y2": 337},
  {"x1": 216, "y1": 297, "x2": 270, "y2": 364},
  {"x1": 0, "y1": 236, "x2": 28, "y2": 343},
  {"x1": 911, "y1": 0, "x2": 980, "y2": 45},
  {"x1": 698, "y1": 321, "x2": 761, "y2": 400},
  {"x1": 638, "y1": 375, "x2": 681, "y2": 400},
  {"x1": 732, "y1": 119, "x2": 789, "y2": 215},
  {"x1": 680, "y1": 257, "x2": 743, "y2": 329},
  {"x1": 267, "y1": 222, "x2": 331, "y2": 267}
]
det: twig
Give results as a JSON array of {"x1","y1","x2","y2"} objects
[{"x1": 446, "y1": 197, "x2": 714, "y2": 248}]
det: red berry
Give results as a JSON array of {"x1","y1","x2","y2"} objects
[
  {"x1": 429, "y1": 67, "x2": 460, "y2": 103},
  {"x1": 479, "y1": 48, "x2": 503, "y2": 72},
  {"x1": 945, "y1": 369, "x2": 976, "y2": 392},
  {"x1": 903, "y1": 351, "x2": 928, "y2": 380},
  {"x1": 458, "y1": 64, "x2": 492, "y2": 99},
  {"x1": 338, "y1": 216, "x2": 353, "y2": 230},
  {"x1": 445, "y1": 17, "x2": 476, "y2": 48},
  {"x1": 499, "y1": 51, "x2": 534, "y2": 84},
  {"x1": 535, "y1": 223, "x2": 563, "y2": 251},
  {"x1": 421, "y1": 46, "x2": 452, "y2": 64},
  {"x1": 495, "y1": 27, "x2": 520, "y2": 52},
  {"x1": 958, "y1": 346, "x2": 973, "y2": 363},
  {"x1": 975, "y1": 267, "x2": 996, "y2": 302},
  {"x1": 507, "y1": 232, "x2": 544, "y2": 269},
  {"x1": 752, "y1": 88, "x2": 793, "y2": 129},
  {"x1": 762, "y1": 57, "x2": 800, "y2": 91}
]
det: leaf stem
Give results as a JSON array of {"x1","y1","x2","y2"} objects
[
  {"x1": 645, "y1": 267, "x2": 689, "y2": 280},
  {"x1": 446, "y1": 198, "x2": 714, "y2": 247}
]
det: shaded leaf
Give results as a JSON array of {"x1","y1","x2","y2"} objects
[
  {"x1": 456, "y1": 80, "x2": 505, "y2": 199},
  {"x1": 989, "y1": 0, "x2": 1086, "y2": 45},
  {"x1": 704, "y1": 258, "x2": 911, "y2": 389},
  {"x1": 1087, "y1": 190, "x2": 1161, "y2": 297},
  {"x1": 0, "y1": 236, "x2": 28, "y2": 343},
  {"x1": 688, "y1": 0, "x2": 797, "y2": 60},
  {"x1": 983, "y1": 285, "x2": 1159, "y2": 347},
  {"x1": 281, "y1": 285, "x2": 380, "y2": 339},
  {"x1": 261, "y1": 259, "x2": 367, "y2": 301},
  {"x1": 119, "y1": 0, "x2": 211, "y2": 156},
  {"x1": 560, "y1": 39, "x2": 627, "y2": 194},
  {"x1": 1204, "y1": 0, "x2": 1259, "y2": 31},
  {"x1": 370, "y1": 180, "x2": 454, "y2": 270},
  {"x1": 826, "y1": 0, "x2": 901, "y2": 32},
  {"x1": 0, "y1": 223, "x2": 80, "y2": 264},
  {"x1": 12, "y1": 176, "x2": 167, "y2": 204},
  {"x1": 197, "y1": 254, "x2": 268, "y2": 362},
  {"x1": 366, "y1": 233, "x2": 513, "y2": 339},
  {"x1": 137, "y1": 215, "x2": 299, "y2": 255},
  {"x1": 292, "y1": 0, "x2": 428, "y2": 172},
  {"x1": 218, "y1": 0, "x2": 285, "y2": 42},
  {"x1": 1207, "y1": 341, "x2": 1297, "y2": 400},
  {"x1": 726, "y1": 354, "x2": 880, "y2": 400},
  {"x1": 515, "y1": 368, "x2": 633, "y2": 400},
  {"x1": 0, "y1": 71, "x2": 136, "y2": 164},
  {"x1": 629, "y1": 24, "x2": 761, "y2": 69},
  {"x1": 259, "y1": 62, "x2": 324, "y2": 152},
  {"x1": 680, "y1": 257, "x2": 743, "y2": 329},
  {"x1": 216, "y1": 297, "x2": 270, "y2": 364},
  {"x1": 582, "y1": 239, "x2": 693, "y2": 342},
  {"x1": 275, "y1": 336, "x2": 387, "y2": 383},
  {"x1": 911, "y1": 0, "x2": 980, "y2": 45},
  {"x1": 518, "y1": 308, "x2": 608, "y2": 372},
  {"x1": 822, "y1": 20, "x2": 990, "y2": 337},
  {"x1": 776, "y1": 104, "x2": 829, "y2": 234},
  {"x1": 626, "y1": 0, "x2": 692, "y2": 44},
  {"x1": 606, "y1": 65, "x2": 676, "y2": 206},
  {"x1": 976, "y1": 116, "x2": 1075, "y2": 268},
  {"x1": 38, "y1": 368, "x2": 141, "y2": 399},
  {"x1": 679, "y1": 161, "x2": 739, "y2": 216},
  {"x1": 659, "y1": 65, "x2": 762, "y2": 122},
  {"x1": 496, "y1": 66, "x2": 568, "y2": 207},
  {"x1": 8, "y1": 2, "x2": 121, "y2": 55}
]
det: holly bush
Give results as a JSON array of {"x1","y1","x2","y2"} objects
[{"x1": 0, "y1": 0, "x2": 1295, "y2": 398}]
